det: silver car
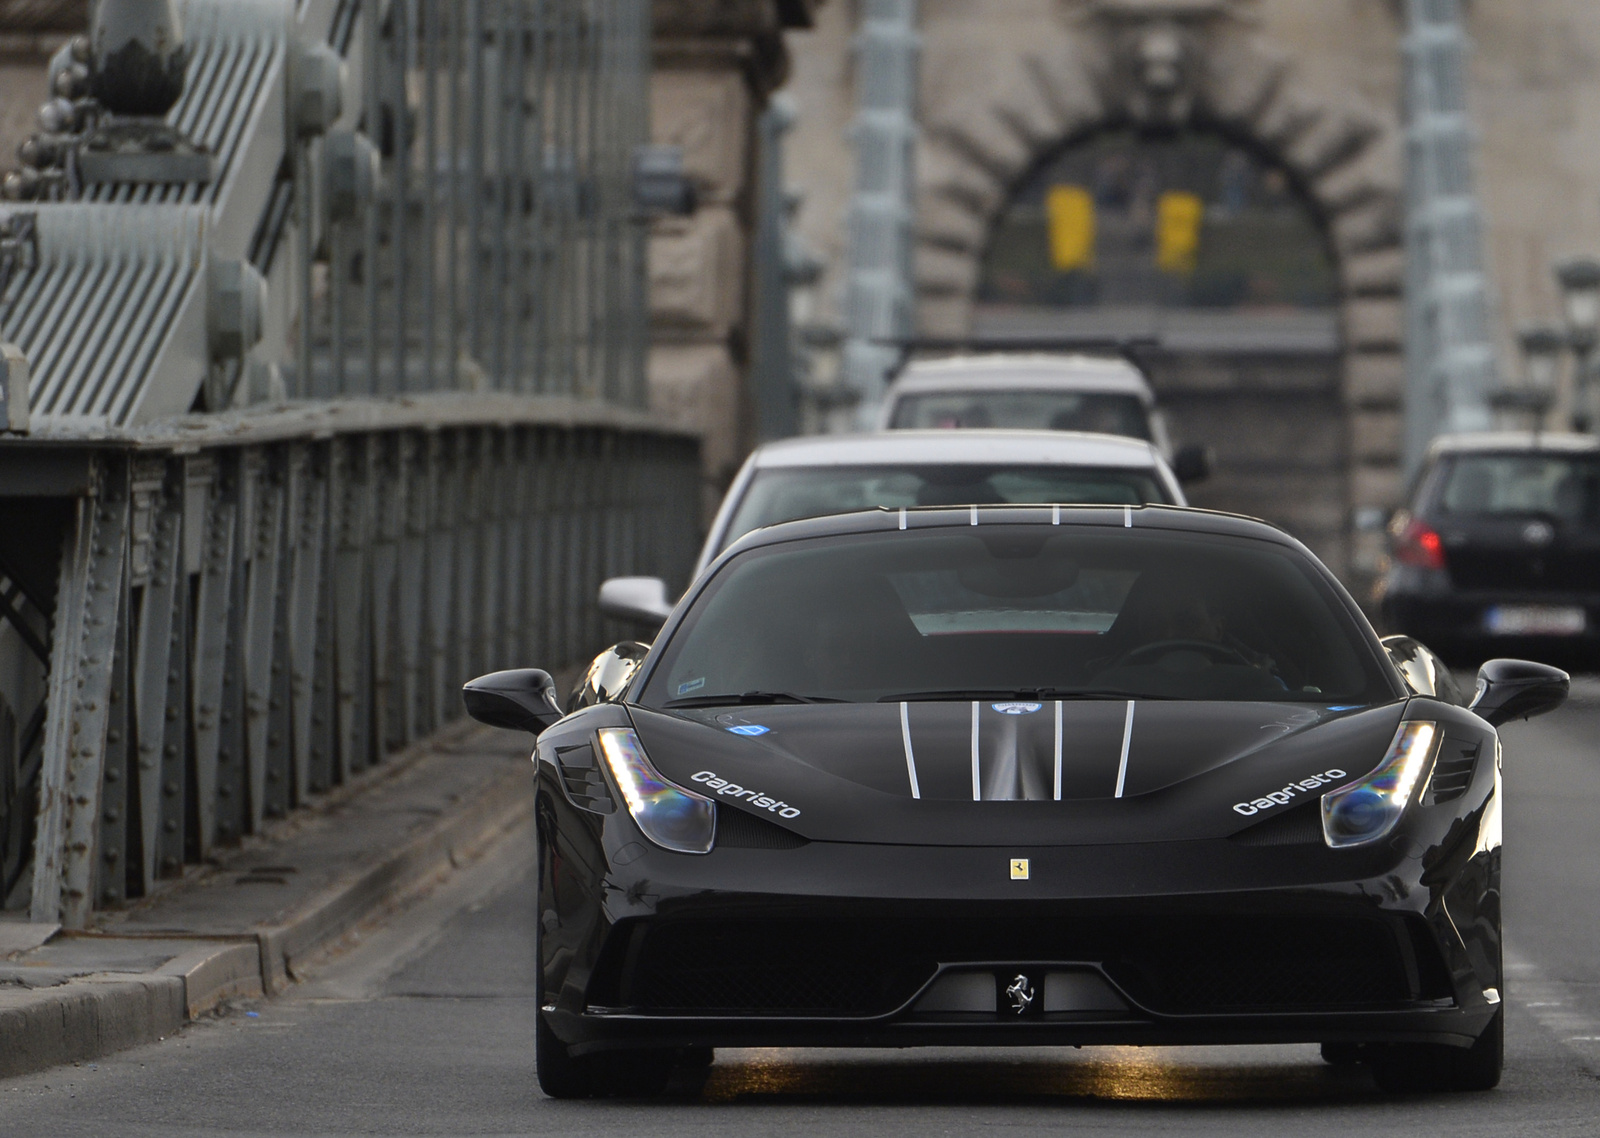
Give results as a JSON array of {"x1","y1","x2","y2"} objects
[{"x1": 598, "y1": 430, "x2": 1188, "y2": 627}]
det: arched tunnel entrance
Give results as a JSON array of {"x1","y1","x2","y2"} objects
[{"x1": 973, "y1": 129, "x2": 1350, "y2": 575}]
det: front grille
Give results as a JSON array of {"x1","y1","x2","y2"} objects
[
  {"x1": 1106, "y1": 917, "x2": 1412, "y2": 1012},
  {"x1": 600, "y1": 908, "x2": 1436, "y2": 1018},
  {"x1": 621, "y1": 922, "x2": 934, "y2": 1016},
  {"x1": 1425, "y1": 740, "x2": 1479, "y2": 805}
]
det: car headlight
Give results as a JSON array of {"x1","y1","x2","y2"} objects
[
  {"x1": 1321, "y1": 721, "x2": 1439, "y2": 849},
  {"x1": 595, "y1": 727, "x2": 715, "y2": 855}
]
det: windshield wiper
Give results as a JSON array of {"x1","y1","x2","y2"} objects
[
  {"x1": 878, "y1": 688, "x2": 1178, "y2": 703},
  {"x1": 665, "y1": 691, "x2": 844, "y2": 709}
]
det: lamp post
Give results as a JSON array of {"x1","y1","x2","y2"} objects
[
  {"x1": 1554, "y1": 257, "x2": 1600, "y2": 431},
  {"x1": 1496, "y1": 324, "x2": 1566, "y2": 433}
]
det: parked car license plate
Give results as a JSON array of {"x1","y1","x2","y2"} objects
[{"x1": 1484, "y1": 605, "x2": 1588, "y2": 636}]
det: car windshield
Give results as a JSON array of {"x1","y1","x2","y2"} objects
[
  {"x1": 888, "y1": 390, "x2": 1151, "y2": 438},
  {"x1": 721, "y1": 465, "x2": 1170, "y2": 553},
  {"x1": 641, "y1": 525, "x2": 1389, "y2": 707},
  {"x1": 1438, "y1": 453, "x2": 1600, "y2": 524}
]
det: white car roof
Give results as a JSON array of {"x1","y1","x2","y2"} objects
[
  {"x1": 749, "y1": 429, "x2": 1166, "y2": 471},
  {"x1": 888, "y1": 353, "x2": 1154, "y2": 405},
  {"x1": 1426, "y1": 431, "x2": 1600, "y2": 456}
]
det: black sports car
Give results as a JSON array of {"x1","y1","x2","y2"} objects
[
  {"x1": 463, "y1": 505, "x2": 1569, "y2": 1098},
  {"x1": 1380, "y1": 432, "x2": 1600, "y2": 668}
]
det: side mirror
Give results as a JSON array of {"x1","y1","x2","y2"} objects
[
  {"x1": 462, "y1": 669, "x2": 564, "y2": 734},
  {"x1": 598, "y1": 576, "x2": 673, "y2": 628},
  {"x1": 1381, "y1": 635, "x2": 1467, "y2": 706},
  {"x1": 1470, "y1": 658, "x2": 1570, "y2": 727},
  {"x1": 567, "y1": 641, "x2": 651, "y2": 713},
  {"x1": 1173, "y1": 444, "x2": 1212, "y2": 485}
]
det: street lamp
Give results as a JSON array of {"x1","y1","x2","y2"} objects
[
  {"x1": 1493, "y1": 324, "x2": 1566, "y2": 432},
  {"x1": 1518, "y1": 324, "x2": 1566, "y2": 396},
  {"x1": 1555, "y1": 257, "x2": 1600, "y2": 430}
]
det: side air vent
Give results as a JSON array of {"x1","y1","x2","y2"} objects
[
  {"x1": 716, "y1": 807, "x2": 809, "y2": 849},
  {"x1": 1228, "y1": 800, "x2": 1325, "y2": 847},
  {"x1": 554, "y1": 744, "x2": 615, "y2": 814},
  {"x1": 1425, "y1": 739, "x2": 1480, "y2": 805}
]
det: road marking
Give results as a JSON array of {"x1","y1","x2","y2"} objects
[{"x1": 1507, "y1": 946, "x2": 1600, "y2": 1073}]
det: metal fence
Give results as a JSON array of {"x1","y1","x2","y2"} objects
[
  {"x1": 2, "y1": 410, "x2": 696, "y2": 925},
  {"x1": 0, "y1": 0, "x2": 694, "y2": 926}
]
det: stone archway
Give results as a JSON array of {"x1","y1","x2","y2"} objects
[{"x1": 908, "y1": 0, "x2": 1406, "y2": 584}]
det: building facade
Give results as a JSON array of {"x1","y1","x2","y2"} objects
[{"x1": 781, "y1": 0, "x2": 1600, "y2": 587}]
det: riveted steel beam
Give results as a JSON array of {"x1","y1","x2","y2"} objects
[{"x1": 32, "y1": 455, "x2": 129, "y2": 927}]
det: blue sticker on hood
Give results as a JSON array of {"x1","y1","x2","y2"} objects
[
  {"x1": 992, "y1": 702, "x2": 1043, "y2": 715},
  {"x1": 727, "y1": 725, "x2": 770, "y2": 737}
]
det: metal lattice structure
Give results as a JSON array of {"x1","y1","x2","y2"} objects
[
  {"x1": 0, "y1": 0, "x2": 696, "y2": 926},
  {"x1": 1401, "y1": 0, "x2": 1497, "y2": 471}
]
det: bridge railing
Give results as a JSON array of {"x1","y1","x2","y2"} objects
[{"x1": 0, "y1": 0, "x2": 693, "y2": 926}]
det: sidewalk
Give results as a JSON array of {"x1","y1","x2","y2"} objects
[{"x1": 0, "y1": 723, "x2": 534, "y2": 1079}]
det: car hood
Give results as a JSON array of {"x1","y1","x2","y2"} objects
[{"x1": 628, "y1": 699, "x2": 1408, "y2": 847}]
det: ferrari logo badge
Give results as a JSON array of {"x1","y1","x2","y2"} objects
[
  {"x1": 1006, "y1": 974, "x2": 1035, "y2": 1014},
  {"x1": 1010, "y1": 858, "x2": 1029, "y2": 880}
]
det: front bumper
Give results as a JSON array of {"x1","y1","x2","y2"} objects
[{"x1": 540, "y1": 792, "x2": 1503, "y2": 1056}]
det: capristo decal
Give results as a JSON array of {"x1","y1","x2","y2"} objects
[
  {"x1": 692, "y1": 770, "x2": 802, "y2": 819},
  {"x1": 1232, "y1": 769, "x2": 1349, "y2": 817}
]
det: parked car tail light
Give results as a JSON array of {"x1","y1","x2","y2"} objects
[
  {"x1": 1321, "y1": 721, "x2": 1439, "y2": 848},
  {"x1": 595, "y1": 727, "x2": 715, "y2": 854},
  {"x1": 1394, "y1": 519, "x2": 1447, "y2": 571}
]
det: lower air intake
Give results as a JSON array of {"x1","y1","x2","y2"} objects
[{"x1": 602, "y1": 908, "x2": 1441, "y2": 1018}]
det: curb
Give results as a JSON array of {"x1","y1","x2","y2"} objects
[
  {"x1": 0, "y1": 976, "x2": 185, "y2": 1079},
  {"x1": 256, "y1": 763, "x2": 530, "y2": 993},
  {"x1": 0, "y1": 754, "x2": 530, "y2": 1080}
]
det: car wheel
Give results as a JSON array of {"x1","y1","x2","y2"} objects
[
  {"x1": 588, "y1": 1048, "x2": 680, "y2": 1098},
  {"x1": 1367, "y1": 1012, "x2": 1503, "y2": 1094},
  {"x1": 1320, "y1": 1042, "x2": 1363, "y2": 1066},
  {"x1": 535, "y1": 1009, "x2": 594, "y2": 1099}
]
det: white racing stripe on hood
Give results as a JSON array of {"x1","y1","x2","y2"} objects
[
  {"x1": 900, "y1": 702, "x2": 921, "y2": 799},
  {"x1": 1114, "y1": 701, "x2": 1136, "y2": 799},
  {"x1": 970, "y1": 702, "x2": 981, "y2": 800}
]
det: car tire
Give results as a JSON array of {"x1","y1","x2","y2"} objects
[
  {"x1": 1319, "y1": 1042, "x2": 1363, "y2": 1066},
  {"x1": 536, "y1": 1010, "x2": 594, "y2": 1099},
  {"x1": 1367, "y1": 1012, "x2": 1503, "y2": 1094},
  {"x1": 588, "y1": 1048, "x2": 680, "y2": 1098}
]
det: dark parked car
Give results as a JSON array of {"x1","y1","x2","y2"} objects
[
  {"x1": 1380, "y1": 433, "x2": 1600, "y2": 667},
  {"x1": 464, "y1": 504, "x2": 1568, "y2": 1098}
]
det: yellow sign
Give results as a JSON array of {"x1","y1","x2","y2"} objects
[
  {"x1": 1046, "y1": 186, "x2": 1095, "y2": 272},
  {"x1": 1010, "y1": 858, "x2": 1030, "y2": 880},
  {"x1": 1157, "y1": 191, "x2": 1205, "y2": 274}
]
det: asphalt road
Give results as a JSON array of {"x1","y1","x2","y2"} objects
[{"x1": 4, "y1": 684, "x2": 1600, "y2": 1136}]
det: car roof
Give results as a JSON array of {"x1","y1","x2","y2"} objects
[
  {"x1": 748, "y1": 429, "x2": 1165, "y2": 470},
  {"x1": 717, "y1": 503, "x2": 1301, "y2": 564},
  {"x1": 889, "y1": 354, "x2": 1154, "y2": 403},
  {"x1": 1426, "y1": 431, "x2": 1600, "y2": 456}
]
